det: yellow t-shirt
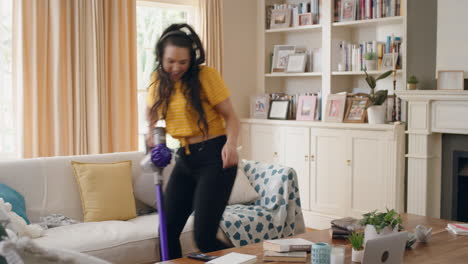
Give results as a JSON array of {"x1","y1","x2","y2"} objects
[{"x1": 146, "y1": 66, "x2": 230, "y2": 147}]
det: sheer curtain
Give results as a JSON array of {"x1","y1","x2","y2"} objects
[
  {"x1": 198, "y1": 0, "x2": 223, "y2": 73},
  {"x1": 14, "y1": 0, "x2": 138, "y2": 158}
]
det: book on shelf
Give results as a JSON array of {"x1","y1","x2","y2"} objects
[
  {"x1": 263, "y1": 250, "x2": 307, "y2": 262},
  {"x1": 207, "y1": 252, "x2": 257, "y2": 264},
  {"x1": 263, "y1": 238, "x2": 314, "y2": 252},
  {"x1": 334, "y1": 0, "x2": 401, "y2": 22},
  {"x1": 446, "y1": 223, "x2": 468, "y2": 236}
]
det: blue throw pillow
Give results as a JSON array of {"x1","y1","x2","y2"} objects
[{"x1": 0, "y1": 184, "x2": 30, "y2": 224}]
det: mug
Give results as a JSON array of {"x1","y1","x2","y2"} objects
[{"x1": 311, "y1": 242, "x2": 331, "y2": 264}]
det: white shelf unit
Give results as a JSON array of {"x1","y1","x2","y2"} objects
[{"x1": 259, "y1": 0, "x2": 407, "y2": 101}]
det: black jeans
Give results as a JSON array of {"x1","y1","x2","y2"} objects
[{"x1": 163, "y1": 135, "x2": 237, "y2": 259}]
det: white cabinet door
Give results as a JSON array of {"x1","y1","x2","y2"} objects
[
  {"x1": 239, "y1": 124, "x2": 251, "y2": 160},
  {"x1": 250, "y1": 124, "x2": 283, "y2": 164},
  {"x1": 282, "y1": 126, "x2": 310, "y2": 210},
  {"x1": 309, "y1": 129, "x2": 347, "y2": 217},
  {"x1": 346, "y1": 130, "x2": 391, "y2": 218}
]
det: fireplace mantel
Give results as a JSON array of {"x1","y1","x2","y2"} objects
[{"x1": 396, "y1": 90, "x2": 468, "y2": 217}]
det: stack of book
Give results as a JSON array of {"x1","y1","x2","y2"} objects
[
  {"x1": 262, "y1": 238, "x2": 314, "y2": 262},
  {"x1": 446, "y1": 223, "x2": 468, "y2": 235},
  {"x1": 330, "y1": 217, "x2": 360, "y2": 239}
]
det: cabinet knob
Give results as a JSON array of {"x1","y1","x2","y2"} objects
[
  {"x1": 310, "y1": 155, "x2": 315, "y2": 161},
  {"x1": 304, "y1": 155, "x2": 308, "y2": 161},
  {"x1": 273, "y1": 152, "x2": 278, "y2": 157},
  {"x1": 347, "y1": 160, "x2": 351, "y2": 166}
]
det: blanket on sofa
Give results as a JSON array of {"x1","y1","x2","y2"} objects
[{"x1": 220, "y1": 160, "x2": 303, "y2": 247}]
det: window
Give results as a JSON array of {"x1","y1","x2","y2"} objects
[
  {"x1": 136, "y1": 0, "x2": 197, "y2": 151},
  {"x1": 0, "y1": 0, "x2": 20, "y2": 159}
]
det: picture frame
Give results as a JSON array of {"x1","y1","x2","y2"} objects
[
  {"x1": 250, "y1": 95, "x2": 269, "y2": 119},
  {"x1": 344, "y1": 97, "x2": 369, "y2": 123},
  {"x1": 272, "y1": 45, "x2": 296, "y2": 72},
  {"x1": 381, "y1": 53, "x2": 398, "y2": 71},
  {"x1": 324, "y1": 93, "x2": 347, "y2": 123},
  {"x1": 437, "y1": 70, "x2": 464, "y2": 90},
  {"x1": 296, "y1": 95, "x2": 317, "y2": 121},
  {"x1": 340, "y1": 0, "x2": 356, "y2": 22},
  {"x1": 299, "y1": 13, "x2": 313, "y2": 26},
  {"x1": 270, "y1": 9, "x2": 291, "y2": 29},
  {"x1": 268, "y1": 100, "x2": 290, "y2": 120},
  {"x1": 286, "y1": 53, "x2": 307, "y2": 73}
]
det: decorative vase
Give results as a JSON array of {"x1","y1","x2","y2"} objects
[
  {"x1": 312, "y1": 242, "x2": 331, "y2": 264},
  {"x1": 367, "y1": 104, "x2": 386, "y2": 124},
  {"x1": 364, "y1": 224, "x2": 398, "y2": 244},
  {"x1": 364, "y1": 60, "x2": 378, "y2": 71},
  {"x1": 351, "y1": 248, "x2": 364, "y2": 263},
  {"x1": 414, "y1": 224, "x2": 432, "y2": 243},
  {"x1": 407, "y1": 83, "x2": 417, "y2": 90}
]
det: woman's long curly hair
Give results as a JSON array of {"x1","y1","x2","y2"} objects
[{"x1": 149, "y1": 23, "x2": 208, "y2": 136}]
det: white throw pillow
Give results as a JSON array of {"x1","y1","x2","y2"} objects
[
  {"x1": 134, "y1": 159, "x2": 259, "y2": 208},
  {"x1": 133, "y1": 158, "x2": 175, "y2": 209},
  {"x1": 227, "y1": 167, "x2": 259, "y2": 205}
]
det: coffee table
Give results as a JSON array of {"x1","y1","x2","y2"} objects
[{"x1": 158, "y1": 214, "x2": 468, "y2": 263}]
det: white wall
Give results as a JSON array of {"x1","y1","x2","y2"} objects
[
  {"x1": 437, "y1": 0, "x2": 468, "y2": 78},
  {"x1": 222, "y1": 0, "x2": 258, "y2": 118}
]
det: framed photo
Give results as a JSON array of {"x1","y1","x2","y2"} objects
[
  {"x1": 437, "y1": 70, "x2": 464, "y2": 90},
  {"x1": 324, "y1": 93, "x2": 347, "y2": 122},
  {"x1": 296, "y1": 95, "x2": 317, "y2": 121},
  {"x1": 272, "y1": 45, "x2": 296, "y2": 72},
  {"x1": 340, "y1": 0, "x2": 356, "y2": 22},
  {"x1": 299, "y1": 13, "x2": 313, "y2": 26},
  {"x1": 250, "y1": 95, "x2": 269, "y2": 119},
  {"x1": 344, "y1": 97, "x2": 369, "y2": 123},
  {"x1": 268, "y1": 100, "x2": 290, "y2": 120},
  {"x1": 270, "y1": 9, "x2": 291, "y2": 29},
  {"x1": 381, "y1": 53, "x2": 398, "y2": 71},
  {"x1": 286, "y1": 53, "x2": 307, "y2": 73}
]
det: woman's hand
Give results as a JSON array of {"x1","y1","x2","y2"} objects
[{"x1": 221, "y1": 143, "x2": 239, "y2": 169}]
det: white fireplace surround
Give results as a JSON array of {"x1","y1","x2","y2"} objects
[{"x1": 396, "y1": 90, "x2": 468, "y2": 218}]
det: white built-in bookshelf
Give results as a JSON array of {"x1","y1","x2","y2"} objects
[{"x1": 258, "y1": 0, "x2": 408, "y2": 115}]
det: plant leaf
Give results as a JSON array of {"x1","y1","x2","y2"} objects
[
  {"x1": 372, "y1": 90, "x2": 388, "y2": 105},
  {"x1": 376, "y1": 70, "x2": 393, "y2": 81},
  {"x1": 366, "y1": 75, "x2": 377, "y2": 89}
]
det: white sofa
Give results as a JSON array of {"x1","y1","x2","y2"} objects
[{"x1": 0, "y1": 151, "x2": 304, "y2": 264}]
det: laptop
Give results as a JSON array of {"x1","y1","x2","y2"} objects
[{"x1": 362, "y1": 231, "x2": 408, "y2": 264}]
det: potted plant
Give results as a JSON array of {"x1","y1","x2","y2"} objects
[
  {"x1": 363, "y1": 52, "x2": 378, "y2": 71},
  {"x1": 360, "y1": 209, "x2": 403, "y2": 244},
  {"x1": 407, "y1": 75, "x2": 418, "y2": 90},
  {"x1": 364, "y1": 69, "x2": 393, "y2": 124},
  {"x1": 348, "y1": 232, "x2": 364, "y2": 263}
]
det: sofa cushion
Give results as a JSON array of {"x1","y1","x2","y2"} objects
[
  {"x1": 71, "y1": 160, "x2": 137, "y2": 222},
  {"x1": 33, "y1": 214, "x2": 205, "y2": 264},
  {"x1": 228, "y1": 167, "x2": 259, "y2": 205},
  {"x1": 0, "y1": 183, "x2": 30, "y2": 224}
]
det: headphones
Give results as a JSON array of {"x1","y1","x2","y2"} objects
[{"x1": 157, "y1": 24, "x2": 205, "y2": 66}]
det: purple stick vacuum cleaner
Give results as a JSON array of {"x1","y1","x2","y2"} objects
[{"x1": 140, "y1": 126, "x2": 172, "y2": 261}]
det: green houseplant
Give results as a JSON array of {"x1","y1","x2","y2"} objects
[
  {"x1": 360, "y1": 209, "x2": 403, "y2": 244},
  {"x1": 364, "y1": 69, "x2": 393, "y2": 124},
  {"x1": 407, "y1": 75, "x2": 418, "y2": 90},
  {"x1": 349, "y1": 232, "x2": 364, "y2": 263},
  {"x1": 363, "y1": 52, "x2": 378, "y2": 71}
]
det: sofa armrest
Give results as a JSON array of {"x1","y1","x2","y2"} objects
[{"x1": 241, "y1": 160, "x2": 305, "y2": 235}]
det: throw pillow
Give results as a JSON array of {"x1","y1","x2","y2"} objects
[
  {"x1": 133, "y1": 158, "x2": 175, "y2": 209},
  {"x1": 71, "y1": 160, "x2": 137, "y2": 222},
  {"x1": 228, "y1": 167, "x2": 259, "y2": 205},
  {"x1": 0, "y1": 184, "x2": 30, "y2": 224}
]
